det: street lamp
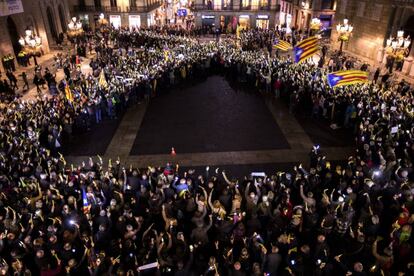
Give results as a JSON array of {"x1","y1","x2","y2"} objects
[
  {"x1": 309, "y1": 17, "x2": 322, "y2": 36},
  {"x1": 67, "y1": 17, "x2": 84, "y2": 40},
  {"x1": 97, "y1": 13, "x2": 109, "y2": 32},
  {"x1": 301, "y1": 1, "x2": 310, "y2": 9},
  {"x1": 385, "y1": 30, "x2": 411, "y2": 71},
  {"x1": 18, "y1": 28, "x2": 42, "y2": 65},
  {"x1": 336, "y1": 18, "x2": 353, "y2": 52}
]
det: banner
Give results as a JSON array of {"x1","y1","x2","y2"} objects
[{"x1": 0, "y1": 0, "x2": 24, "y2": 17}]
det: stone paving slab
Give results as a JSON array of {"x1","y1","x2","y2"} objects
[{"x1": 65, "y1": 146, "x2": 354, "y2": 169}]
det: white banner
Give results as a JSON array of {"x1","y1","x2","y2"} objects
[
  {"x1": 109, "y1": 15, "x2": 121, "y2": 29},
  {"x1": 0, "y1": 0, "x2": 24, "y2": 17},
  {"x1": 129, "y1": 15, "x2": 140, "y2": 29}
]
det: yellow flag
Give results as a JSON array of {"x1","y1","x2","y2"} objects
[
  {"x1": 99, "y1": 70, "x2": 108, "y2": 89},
  {"x1": 65, "y1": 83, "x2": 73, "y2": 102}
]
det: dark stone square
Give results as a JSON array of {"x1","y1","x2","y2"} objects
[{"x1": 130, "y1": 76, "x2": 289, "y2": 155}]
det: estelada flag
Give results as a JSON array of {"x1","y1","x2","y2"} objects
[
  {"x1": 294, "y1": 36, "x2": 319, "y2": 63},
  {"x1": 273, "y1": 39, "x2": 292, "y2": 51},
  {"x1": 327, "y1": 70, "x2": 369, "y2": 87},
  {"x1": 82, "y1": 187, "x2": 91, "y2": 214}
]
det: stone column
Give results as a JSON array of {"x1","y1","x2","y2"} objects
[
  {"x1": 410, "y1": 61, "x2": 414, "y2": 77},
  {"x1": 402, "y1": 57, "x2": 413, "y2": 75},
  {"x1": 377, "y1": 48, "x2": 385, "y2": 65}
]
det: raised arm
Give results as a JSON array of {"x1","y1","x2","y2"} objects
[
  {"x1": 245, "y1": 182, "x2": 251, "y2": 199},
  {"x1": 208, "y1": 187, "x2": 216, "y2": 210},
  {"x1": 161, "y1": 204, "x2": 168, "y2": 223},
  {"x1": 222, "y1": 170, "x2": 233, "y2": 186}
]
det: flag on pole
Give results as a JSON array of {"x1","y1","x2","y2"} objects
[
  {"x1": 65, "y1": 82, "x2": 73, "y2": 102},
  {"x1": 273, "y1": 39, "x2": 292, "y2": 51},
  {"x1": 327, "y1": 70, "x2": 369, "y2": 87},
  {"x1": 99, "y1": 70, "x2": 108, "y2": 89},
  {"x1": 294, "y1": 36, "x2": 319, "y2": 63},
  {"x1": 82, "y1": 187, "x2": 91, "y2": 214}
]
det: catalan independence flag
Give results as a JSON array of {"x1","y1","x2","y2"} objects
[
  {"x1": 65, "y1": 82, "x2": 73, "y2": 102},
  {"x1": 294, "y1": 36, "x2": 319, "y2": 63},
  {"x1": 327, "y1": 70, "x2": 369, "y2": 87},
  {"x1": 82, "y1": 187, "x2": 91, "y2": 214},
  {"x1": 273, "y1": 39, "x2": 292, "y2": 51}
]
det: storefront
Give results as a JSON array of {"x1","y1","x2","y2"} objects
[
  {"x1": 129, "y1": 15, "x2": 141, "y2": 29},
  {"x1": 201, "y1": 15, "x2": 215, "y2": 27},
  {"x1": 256, "y1": 15, "x2": 269, "y2": 29},
  {"x1": 239, "y1": 15, "x2": 250, "y2": 30},
  {"x1": 220, "y1": 15, "x2": 236, "y2": 33},
  {"x1": 147, "y1": 13, "x2": 155, "y2": 27},
  {"x1": 109, "y1": 15, "x2": 121, "y2": 29}
]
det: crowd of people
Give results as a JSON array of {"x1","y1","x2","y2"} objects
[{"x1": 0, "y1": 26, "x2": 412, "y2": 276}]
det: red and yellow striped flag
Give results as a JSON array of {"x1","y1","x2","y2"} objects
[
  {"x1": 273, "y1": 39, "x2": 292, "y2": 51},
  {"x1": 294, "y1": 36, "x2": 319, "y2": 63}
]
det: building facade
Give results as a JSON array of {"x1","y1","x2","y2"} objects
[
  {"x1": 68, "y1": 0, "x2": 163, "y2": 29},
  {"x1": 333, "y1": 0, "x2": 414, "y2": 77},
  {"x1": 191, "y1": 0, "x2": 280, "y2": 30},
  {"x1": 69, "y1": 0, "x2": 281, "y2": 31},
  {"x1": 290, "y1": 0, "x2": 336, "y2": 31},
  {"x1": 0, "y1": 0, "x2": 70, "y2": 69}
]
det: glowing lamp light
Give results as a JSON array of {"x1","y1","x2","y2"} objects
[
  {"x1": 67, "y1": 17, "x2": 84, "y2": 38},
  {"x1": 386, "y1": 29, "x2": 411, "y2": 59},
  {"x1": 386, "y1": 37, "x2": 392, "y2": 47},
  {"x1": 310, "y1": 17, "x2": 322, "y2": 30},
  {"x1": 403, "y1": 37, "x2": 411, "y2": 48},
  {"x1": 18, "y1": 27, "x2": 42, "y2": 64}
]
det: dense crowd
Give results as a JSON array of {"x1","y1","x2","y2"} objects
[{"x1": 0, "y1": 27, "x2": 412, "y2": 276}]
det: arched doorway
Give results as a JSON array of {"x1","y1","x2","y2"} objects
[
  {"x1": 403, "y1": 15, "x2": 414, "y2": 54},
  {"x1": 6, "y1": 16, "x2": 21, "y2": 55},
  {"x1": 46, "y1": 7, "x2": 57, "y2": 43},
  {"x1": 403, "y1": 15, "x2": 414, "y2": 38},
  {"x1": 58, "y1": 5, "x2": 66, "y2": 32}
]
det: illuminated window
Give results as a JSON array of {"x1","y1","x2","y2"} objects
[
  {"x1": 223, "y1": 0, "x2": 232, "y2": 9},
  {"x1": 260, "y1": 0, "x2": 268, "y2": 9},
  {"x1": 251, "y1": 0, "x2": 258, "y2": 9},
  {"x1": 241, "y1": 0, "x2": 250, "y2": 8},
  {"x1": 214, "y1": 0, "x2": 221, "y2": 9}
]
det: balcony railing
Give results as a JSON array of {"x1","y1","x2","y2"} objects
[
  {"x1": 73, "y1": 3, "x2": 161, "y2": 13},
  {"x1": 192, "y1": 4, "x2": 278, "y2": 11},
  {"x1": 192, "y1": 4, "x2": 233, "y2": 11},
  {"x1": 240, "y1": 4, "x2": 271, "y2": 10}
]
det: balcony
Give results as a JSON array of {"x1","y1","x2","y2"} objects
[
  {"x1": 191, "y1": 4, "x2": 278, "y2": 11},
  {"x1": 191, "y1": 4, "x2": 233, "y2": 11},
  {"x1": 240, "y1": 5, "x2": 271, "y2": 11},
  {"x1": 73, "y1": 3, "x2": 161, "y2": 13}
]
